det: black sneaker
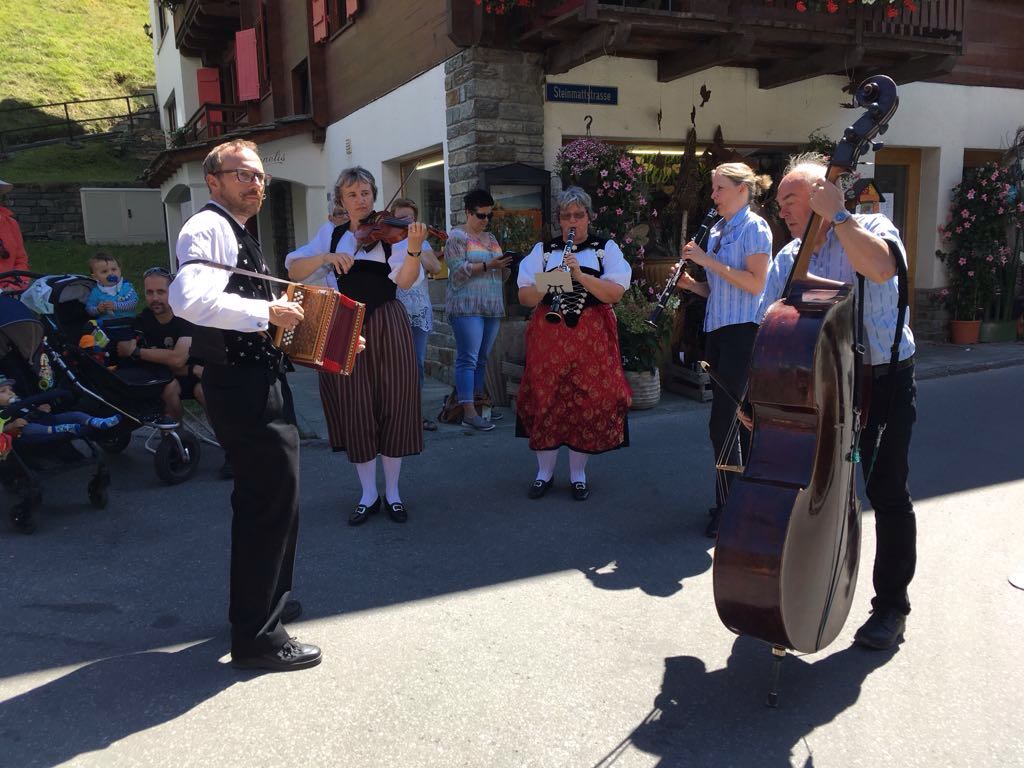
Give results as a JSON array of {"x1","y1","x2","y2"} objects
[
  {"x1": 231, "y1": 639, "x2": 322, "y2": 672},
  {"x1": 853, "y1": 608, "x2": 906, "y2": 650}
]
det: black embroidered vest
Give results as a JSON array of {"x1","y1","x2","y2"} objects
[
  {"x1": 188, "y1": 204, "x2": 283, "y2": 370},
  {"x1": 330, "y1": 221, "x2": 397, "y2": 316},
  {"x1": 541, "y1": 235, "x2": 607, "y2": 310}
]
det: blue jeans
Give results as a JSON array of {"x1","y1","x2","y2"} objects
[
  {"x1": 450, "y1": 315, "x2": 501, "y2": 405},
  {"x1": 410, "y1": 326, "x2": 428, "y2": 390}
]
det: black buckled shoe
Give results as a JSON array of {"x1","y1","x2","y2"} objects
[
  {"x1": 853, "y1": 608, "x2": 906, "y2": 650},
  {"x1": 386, "y1": 500, "x2": 408, "y2": 523},
  {"x1": 348, "y1": 497, "x2": 381, "y2": 526},
  {"x1": 528, "y1": 478, "x2": 553, "y2": 499},
  {"x1": 232, "y1": 638, "x2": 323, "y2": 672},
  {"x1": 280, "y1": 600, "x2": 302, "y2": 625},
  {"x1": 571, "y1": 481, "x2": 590, "y2": 501}
]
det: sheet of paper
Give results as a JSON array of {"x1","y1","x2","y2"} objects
[{"x1": 535, "y1": 270, "x2": 573, "y2": 293}]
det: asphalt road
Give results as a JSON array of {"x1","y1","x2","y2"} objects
[{"x1": 1, "y1": 366, "x2": 1022, "y2": 768}]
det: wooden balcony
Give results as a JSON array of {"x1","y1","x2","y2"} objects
[
  {"x1": 450, "y1": 0, "x2": 966, "y2": 88},
  {"x1": 173, "y1": 0, "x2": 241, "y2": 58},
  {"x1": 175, "y1": 102, "x2": 249, "y2": 146}
]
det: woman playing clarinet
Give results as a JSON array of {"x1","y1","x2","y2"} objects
[
  {"x1": 515, "y1": 187, "x2": 632, "y2": 501},
  {"x1": 317, "y1": 166, "x2": 425, "y2": 526},
  {"x1": 675, "y1": 163, "x2": 773, "y2": 538}
]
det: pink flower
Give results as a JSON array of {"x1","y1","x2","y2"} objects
[
  {"x1": 625, "y1": 184, "x2": 632, "y2": 192},
  {"x1": 966, "y1": 189, "x2": 975, "y2": 199},
  {"x1": 986, "y1": 255, "x2": 994, "y2": 262},
  {"x1": 964, "y1": 222, "x2": 971, "y2": 229},
  {"x1": 981, "y1": 194, "x2": 988, "y2": 202},
  {"x1": 967, "y1": 270, "x2": 975, "y2": 277},
  {"x1": 615, "y1": 208, "x2": 623, "y2": 215},
  {"x1": 957, "y1": 257, "x2": 967, "y2": 265},
  {"x1": 998, "y1": 207, "x2": 1004, "y2": 215},
  {"x1": 991, "y1": 171, "x2": 999, "y2": 180},
  {"x1": 612, "y1": 181, "x2": 621, "y2": 189},
  {"x1": 602, "y1": 181, "x2": 610, "y2": 189},
  {"x1": 955, "y1": 227, "x2": 962, "y2": 234},
  {"x1": 961, "y1": 209, "x2": 970, "y2": 218},
  {"x1": 600, "y1": 169, "x2": 608, "y2": 177}
]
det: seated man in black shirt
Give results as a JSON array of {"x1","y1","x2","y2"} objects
[{"x1": 116, "y1": 267, "x2": 204, "y2": 422}]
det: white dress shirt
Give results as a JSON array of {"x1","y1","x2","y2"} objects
[{"x1": 169, "y1": 201, "x2": 271, "y2": 332}]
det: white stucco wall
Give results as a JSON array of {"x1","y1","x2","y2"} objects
[
  {"x1": 544, "y1": 57, "x2": 1024, "y2": 289},
  {"x1": 149, "y1": 0, "x2": 201, "y2": 133},
  {"x1": 323, "y1": 64, "x2": 449, "y2": 223}
]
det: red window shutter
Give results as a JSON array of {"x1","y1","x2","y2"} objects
[
  {"x1": 235, "y1": 28, "x2": 260, "y2": 102},
  {"x1": 345, "y1": 0, "x2": 360, "y2": 20},
  {"x1": 196, "y1": 68, "x2": 223, "y2": 136},
  {"x1": 311, "y1": 0, "x2": 328, "y2": 42}
]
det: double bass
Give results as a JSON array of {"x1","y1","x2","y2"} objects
[{"x1": 712, "y1": 77, "x2": 899, "y2": 673}]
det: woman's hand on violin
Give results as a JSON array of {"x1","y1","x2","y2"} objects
[
  {"x1": 323, "y1": 252, "x2": 354, "y2": 275},
  {"x1": 407, "y1": 222, "x2": 428, "y2": 252},
  {"x1": 682, "y1": 241, "x2": 711, "y2": 268}
]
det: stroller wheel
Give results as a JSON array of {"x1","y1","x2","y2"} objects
[
  {"x1": 154, "y1": 432, "x2": 201, "y2": 485},
  {"x1": 87, "y1": 477, "x2": 109, "y2": 509},
  {"x1": 97, "y1": 431, "x2": 132, "y2": 454},
  {"x1": 10, "y1": 501, "x2": 37, "y2": 534}
]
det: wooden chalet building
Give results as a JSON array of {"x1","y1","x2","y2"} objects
[{"x1": 146, "y1": 0, "x2": 1024, "y2": 347}]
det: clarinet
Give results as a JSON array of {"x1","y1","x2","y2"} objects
[
  {"x1": 545, "y1": 226, "x2": 577, "y2": 324},
  {"x1": 646, "y1": 207, "x2": 720, "y2": 328}
]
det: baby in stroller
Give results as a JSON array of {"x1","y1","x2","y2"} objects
[{"x1": 0, "y1": 375, "x2": 121, "y2": 454}]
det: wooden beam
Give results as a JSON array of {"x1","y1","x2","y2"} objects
[
  {"x1": 863, "y1": 54, "x2": 958, "y2": 85},
  {"x1": 545, "y1": 22, "x2": 632, "y2": 75},
  {"x1": 658, "y1": 34, "x2": 753, "y2": 83},
  {"x1": 758, "y1": 46, "x2": 864, "y2": 90}
]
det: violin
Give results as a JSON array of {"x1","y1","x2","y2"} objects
[{"x1": 352, "y1": 211, "x2": 448, "y2": 249}]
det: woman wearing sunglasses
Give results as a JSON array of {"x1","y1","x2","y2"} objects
[
  {"x1": 442, "y1": 189, "x2": 512, "y2": 431},
  {"x1": 514, "y1": 186, "x2": 633, "y2": 502}
]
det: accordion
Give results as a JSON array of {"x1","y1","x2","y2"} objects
[{"x1": 273, "y1": 283, "x2": 366, "y2": 375}]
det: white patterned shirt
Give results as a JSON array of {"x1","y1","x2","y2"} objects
[
  {"x1": 757, "y1": 214, "x2": 915, "y2": 365},
  {"x1": 703, "y1": 205, "x2": 773, "y2": 332}
]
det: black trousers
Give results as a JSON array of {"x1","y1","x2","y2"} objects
[
  {"x1": 861, "y1": 363, "x2": 917, "y2": 616},
  {"x1": 704, "y1": 323, "x2": 758, "y2": 509},
  {"x1": 202, "y1": 363, "x2": 299, "y2": 656}
]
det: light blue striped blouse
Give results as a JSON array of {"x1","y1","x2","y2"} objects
[
  {"x1": 703, "y1": 205, "x2": 773, "y2": 333},
  {"x1": 756, "y1": 214, "x2": 915, "y2": 365}
]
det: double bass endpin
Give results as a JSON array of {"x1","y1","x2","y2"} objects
[{"x1": 766, "y1": 645, "x2": 787, "y2": 708}]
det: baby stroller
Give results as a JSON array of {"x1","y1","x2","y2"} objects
[
  {"x1": 17, "y1": 272, "x2": 202, "y2": 485},
  {"x1": 0, "y1": 293, "x2": 110, "y2": 533}
]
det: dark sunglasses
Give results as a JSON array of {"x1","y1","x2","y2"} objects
[{"x1": 472, "y1": 211, "x2": 494, "y2": 221}]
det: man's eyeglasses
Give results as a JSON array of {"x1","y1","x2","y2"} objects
[
  {"x1": 212, "y1": 168, "x2": 272, "y2": 186},
  {"x1": 472, "y1": 211, "x2": 494, "y2": 221},
  {"x1": 144, "y1": 267, "x2": 172, "y2": 279}
]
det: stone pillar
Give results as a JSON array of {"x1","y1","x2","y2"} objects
[{"x1": 444, "y1": 47, "x2": 545, "y2": 226}]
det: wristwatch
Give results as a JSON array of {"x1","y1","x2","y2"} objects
[
  {"x1": 131, "y1": 346, "x2": 142, "y2": 361},
  {"x1": 832, "y1": 209, "x2": 852, "y2": 226}
]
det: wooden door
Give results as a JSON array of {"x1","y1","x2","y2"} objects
[{"x1": 873, "y1": 147, "x2": 921, "y2": 321}]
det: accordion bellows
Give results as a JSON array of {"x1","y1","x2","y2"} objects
[{"x1": 273, "y1": 284, "x2": 366, "y2": 375}]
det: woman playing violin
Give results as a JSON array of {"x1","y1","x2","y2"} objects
[{"x1": 313, "y1": 166, "x2": 425, "y2": 527}]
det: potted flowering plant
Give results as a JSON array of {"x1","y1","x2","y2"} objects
[
  {"x1": 782, "y1": 0, "x2": 922, "y2": 17},
  {"x1": 936, "y1": 160, "x2": 1024, "y2": 343},
  {"x1": 613, "y1": 285, "x2": 677, "y2": 408}
]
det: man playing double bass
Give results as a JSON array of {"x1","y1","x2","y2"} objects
[{"x1": 754, "y1": 152, "x2": 917, "y2": 652}]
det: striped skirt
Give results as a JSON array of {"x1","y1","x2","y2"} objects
[{"x1": 318, "y1": 299, "x2": 422, "y2": 463}]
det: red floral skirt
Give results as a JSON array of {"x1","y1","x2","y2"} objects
[{"x1": 515, "y1": 304, "x2": 631, "y2": 453}]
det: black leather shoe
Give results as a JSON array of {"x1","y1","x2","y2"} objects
[
  {"x1": 571, "y1": 481, "x2": 590, "y2": 501},
  {"x1": 705, "y1": 508, "x2": 721, "y2": 539},
  {"x1": 280, "y1": 600, "x2": 302, "y2": 625},
  {"x1": 528, "y1": 478, "x2": 553, "y2": 499},
  {"x1": 348, "y1": 497, "x2": 381, "y2": 526},
  {"x1": 853, "y1": 608, "x2": 906, "y2": 650},
  {"x1": 232, "y1": 639, "x2": 322, "y2": 672},
  {"x1": 386, "y1": 500, "x2": 408, "y2": 523}
]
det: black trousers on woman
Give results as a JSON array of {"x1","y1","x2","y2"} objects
[
  {"x1": 202, "y1": 363, "x2": 299, "y2": 657},
  {"x1": 704, "y1": 322, "x2": 759, "y2": 510}
]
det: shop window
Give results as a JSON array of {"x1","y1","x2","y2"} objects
[{"x1": 399, "y1": 153, "x2": 445, "y2": 227}]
